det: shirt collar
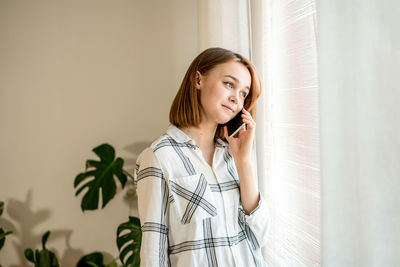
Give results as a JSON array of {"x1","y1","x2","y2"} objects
[{"x1": 166, "y1": 124, "x2": 229, "y2": 148}]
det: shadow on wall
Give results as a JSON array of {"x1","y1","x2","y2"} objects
[
  {"x1": 123, "y1": 141, "x2": 151, "y2": 167},
  {"x1": 1, "y1": 140, "x2": 151, "y2": 266},
  {"x1": 2, "y1": 190, "x2": 82, "y2": 266}
]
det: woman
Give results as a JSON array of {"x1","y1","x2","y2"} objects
[{"x1": 134, "y1": 47, "x2": 269, "y2": 266}]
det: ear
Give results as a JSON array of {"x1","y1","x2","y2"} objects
[{"x1": 195, "y1": 71, "x2": 202, "y2": 90}]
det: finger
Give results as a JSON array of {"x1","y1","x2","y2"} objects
[
  {"x1": 241, "y1": 111, "x2": 253, "y2": 119},
  {"x1": 242, "y1": 118, "x2": 255, "y2": 129},
  {"x1": 241, "y1": 113, "x2": 255, "y2": 123},
  {"x1": 241, "y1": 114, "x2": 253, "y2": 123},
  {"x1": 242, "y1": 108, "x2": 251, "y2": 115}
]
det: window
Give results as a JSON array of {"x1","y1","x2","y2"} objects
[{"x1": 251, "y1": 0, "x2": 321, "y2": 265}]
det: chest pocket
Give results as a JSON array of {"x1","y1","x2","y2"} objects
[{"x1": 169, "y1": 173, "x2": 217, "y2": 224}]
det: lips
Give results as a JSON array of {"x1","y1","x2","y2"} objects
[{"x1": 222, "y1": 105, "x2": 234, "y2": 112}]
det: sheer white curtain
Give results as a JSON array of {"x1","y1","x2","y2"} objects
[
  {"x1": 197, "y1": 0, "x2": 251, "y2": 58},
  {"x1": 317, "y1": 1, "x2": 400, "y2": 266},
  {"x1": 250, "y1": 0, "x2": 320, "y2": 266}
]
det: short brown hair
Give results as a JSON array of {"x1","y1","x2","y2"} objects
[{"x1": 169, "y1": 47, "x2": 262, "y2": 141}]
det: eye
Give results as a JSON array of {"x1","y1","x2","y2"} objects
[
  {"x1": 224, "y1": 82, "x2": 233, "y2": 88},
  {"x1": 240, "y1": 91, "x2": 248, "y2": 98}
]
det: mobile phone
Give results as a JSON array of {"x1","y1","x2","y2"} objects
[{"x1": 224, "y1": 110, "x2": 246, "y2": 137}]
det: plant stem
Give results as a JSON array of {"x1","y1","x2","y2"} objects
[{"x1": 123, "y1": 170, "x2": 134, "y2": 180}]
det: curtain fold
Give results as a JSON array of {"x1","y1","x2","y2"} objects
[{"x1": 250, "y1": 0, "x2": 321, "y2": 266}]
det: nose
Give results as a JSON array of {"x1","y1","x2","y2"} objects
[{"x1": 229, "y1": 93, "x2": 239, "y2": 104}]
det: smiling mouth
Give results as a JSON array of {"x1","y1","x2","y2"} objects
[{"x1": 222, "y1": 105, "x2": 234, "y2": 112}]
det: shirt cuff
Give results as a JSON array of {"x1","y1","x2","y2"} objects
[{"x1": 239, "y1": 192, "x2": 268, "y2": 223}]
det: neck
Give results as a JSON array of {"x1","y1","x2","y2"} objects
[{"x1": 178, "y1": 121, "x2": 218, "y2": 149}]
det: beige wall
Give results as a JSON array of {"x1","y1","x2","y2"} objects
[{"x1": 0, "y1": 1, "x2": 197, "y2": 265}]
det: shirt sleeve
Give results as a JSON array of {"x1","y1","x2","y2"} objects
[
  {"x1": 134, "y1": 147, "x2": 169, "y2": 267},
  {"x1": 238, "y1": 192, "x2": 270, "y2": 249}
]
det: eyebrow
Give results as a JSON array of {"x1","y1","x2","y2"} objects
[{"x1": 224, "y1": 75, "x2": 250, "y2": 91}]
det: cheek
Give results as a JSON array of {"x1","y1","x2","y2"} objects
[
  {"x1": 199, "y1": 90, "x2": 215, "y2": 108},
  {"x1": 215, "y1": 87, "x2": 228, "y2": 100},
  {"x1": 206, "y1": 89, "x2": 223, "y2": 103},
  {"x1": 200, "y1": 85, "x2": 227, "y2": 107}
]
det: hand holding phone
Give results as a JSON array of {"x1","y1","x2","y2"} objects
[{"x1": 223, "y1": 110, "x2": 246, "y2": 138}]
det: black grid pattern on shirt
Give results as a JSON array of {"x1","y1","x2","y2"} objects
[
  {"x1": 136, "y1": 163, "x2": 169, "y2": 266},
  {"x1": 223, "y1": 150, "x2": 240, "y2": 187},
  {"x1": 238, "y1": 209, "x2": 263, "y2": 267},
  {"x1": 142, "y1": 222, "x2": 168, "y2": 235},
  {"x1": 203, "y1": 218, "x2": 218, "y2": 267},
  {"x1": 170, "y1": 174, "x2": 217, "y2": 224},
  {"x1": 239, "y1": 216, "x2": 260, "y2": 250},
  {"x1": 156, "y1": 134, "x2": 197, "y2": 150},
  {"x1": 168, "y1": 230, "x2": 247, "y2": 255},
  {"x1": 159, "y1": 173, "x2": 169, "y2": 266},
  {"x1": 209, "y1": 181, "x2": 239, "y2": 192},
  {"x1": 136, "y1": 167, "x2": 164, "y2": 183},
  {"x1": 154, "y1": 135, "x2": 197, "y2": 175}
]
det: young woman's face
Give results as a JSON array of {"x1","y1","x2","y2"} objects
[{"x1": 196, "y1": 59, "x2": 251, "y2": 124}]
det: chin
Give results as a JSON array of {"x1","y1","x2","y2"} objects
[
  {"x1": 219, "y1": 116, "x2": 233, "y2": 125},
  {"x1": 215, "y1": 110, "x2": 235, "y2": 124}
]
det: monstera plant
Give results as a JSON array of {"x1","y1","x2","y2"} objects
[{"x1": 73, "y1": 143, "x2": 142, "y2": 267}]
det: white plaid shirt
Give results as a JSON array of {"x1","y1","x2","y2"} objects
[{"x1": 134, "y1": 124, "x2": 269, "y2": 267}]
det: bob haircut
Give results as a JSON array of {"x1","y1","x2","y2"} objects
[{"x1": 169, "y1": 47, "x2": 262, "y2": 142}]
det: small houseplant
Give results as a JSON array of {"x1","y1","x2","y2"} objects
[
  {"x1": 73, "y1": 143, "x2": 142, "y2": 267},
  {"x1": 21, "y1": 143, "x2": 142, "y2": 267}
]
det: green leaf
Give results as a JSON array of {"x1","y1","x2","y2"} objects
[
  {"x1": 42, "y1": 231, "x2": 50, "y2": 250},
  {"x1": 116, "y1": 216, "x2": 142, "y2": 267},
  {"x1": 74, "y1": 144, "x2": 128, "y2": 211},
  {"x1": 49, "y1": 251, "x2": 60, "y2": 267},
  {"x1": 24, "y1": 232, "x2": 60, "y2": 267},
  {"x1": 35, "y1": 249, "x2": 40, "y2": 264},
  {"x1": 24, "y1": 248, "x2": 35, "y2": 263},
  {"x1": 37, "y1": 249, "x2": 60, "y2": 267},
  {"x1": 35, "y1": 250, "x2": 60, "y2": 267},
  {"x1": 105, "y1": 262, "x2": 118, "y2": 267},
  {"x1": 76, "y1": 252, "x2": 105, "y2": 267},
  {"x1": 0, "y1": 228, "x2": 12, "y2": 250}
]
